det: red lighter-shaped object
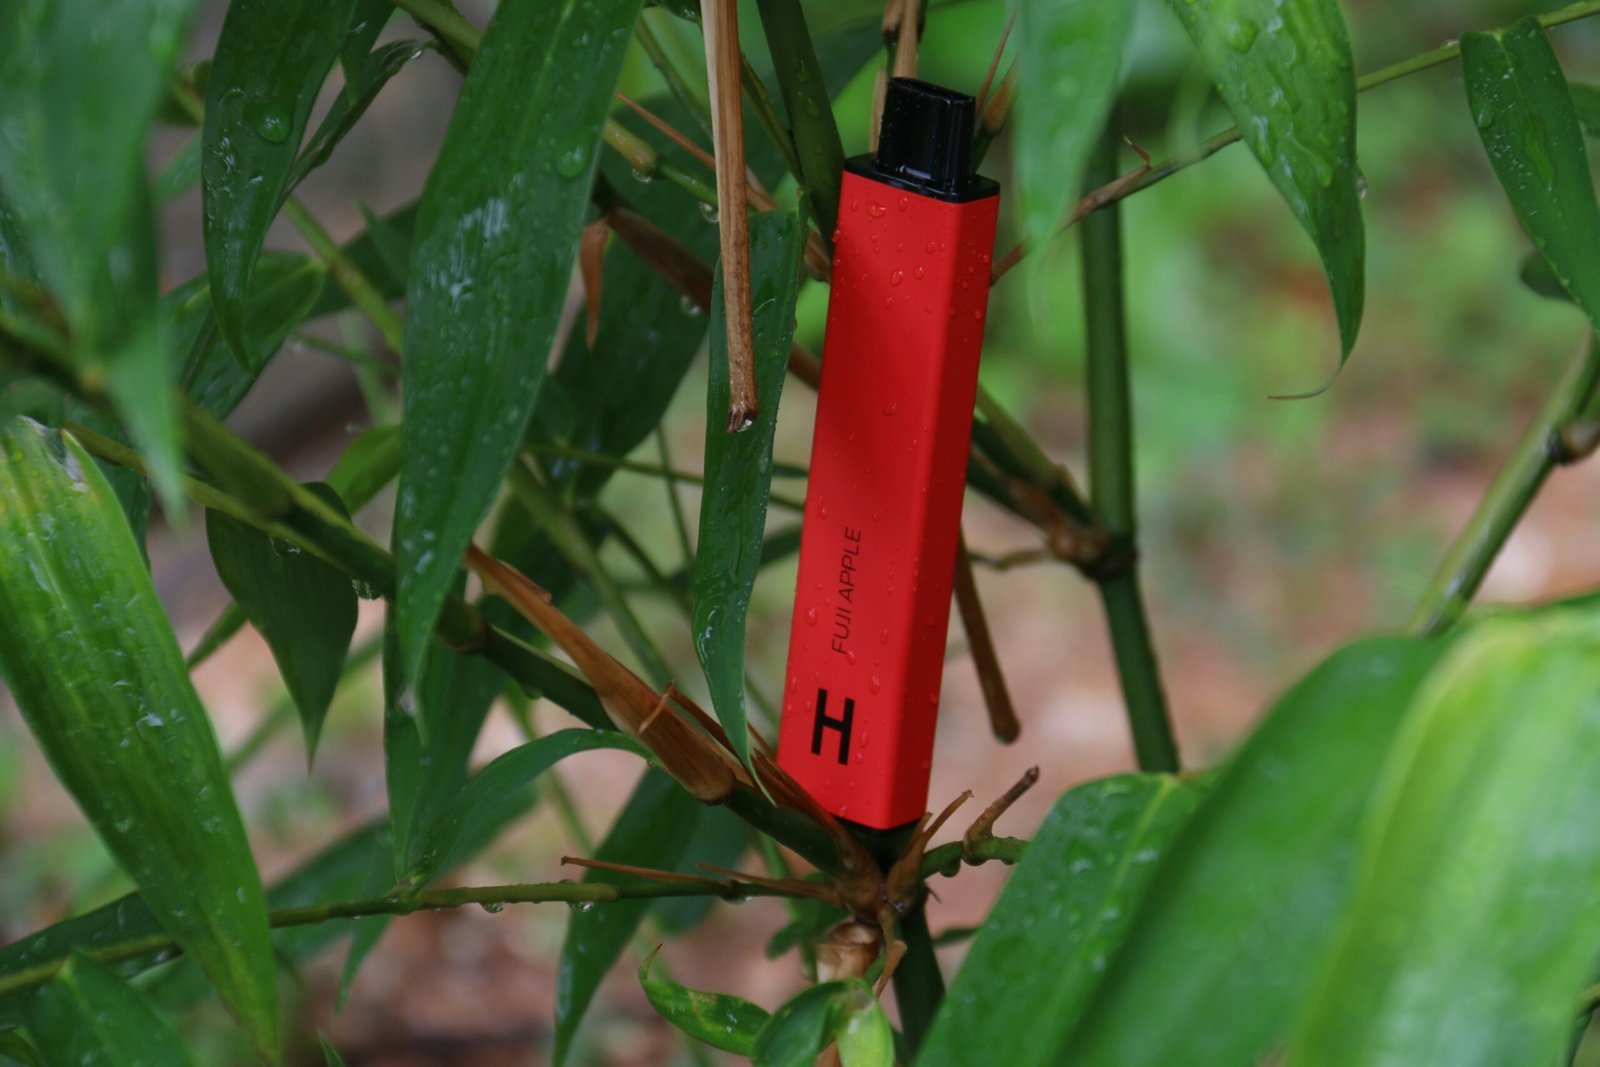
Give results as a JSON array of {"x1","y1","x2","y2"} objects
[{"x1": 778, "y1": 79, "x2": 1000, "y2": 831}]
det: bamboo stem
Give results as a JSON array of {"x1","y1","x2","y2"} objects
[
  {"x1": 1080, "y1": 125, "x2": 1179, "y2": 774},
  {"x1": 1409, "y1": 335, "x2": 1600, "y2": 635}
]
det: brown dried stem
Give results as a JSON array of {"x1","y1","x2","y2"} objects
[
  {"x1": 953, "y1": 532, "x2": 1020, "y2": 743},
  {"x1": 702, "y1": 0, "x2": 758, "y2": 431}
]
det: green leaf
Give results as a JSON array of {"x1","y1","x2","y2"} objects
[
  {"x1": 394, "y1": 0, "x2": 645, "y2": 689},
  {"x1": 288, "y1": 39, "x2": 423, "y2": 193},
  {"x1": 304, "y1": 203, "x2": 417, "y2": 320},
  {"x1": 555, "y1": 769, "x2": 703, "y2": 1065},
  {"x1": 692, "y1": 209, "x2": 804, "y2": 766},
  {"x1": 753, "y1": 979, "x2": 892, "y2": 1067},
  {"x1": 1288, "y1": 612, "x2": 1600, "y2": 1065},
  {"x1": 382, "y1": 611, "x2": 503, "y2": 880},
  {"x1": 1060, "y1": 638, "x2": 1446, "y2": 1066},
  {"x1": 652, "y1": 805, "x2": 749, "y2": 934},
  {"x1": 1568, "y1": 83, "x2": 1600, "y2": 138},
  {"x1": 1013, "y1": 0, "x2": 1136, "y2": 241},
  {"x1": 326, "y1": 424, "x2": 401, "y2": 513},
  {"x1": 1463, "y1": 18, "x2": 1600, "y2": 333},
  {"x1": 0, "y1": 419, "x2": 278, "y2": 1061},
  {"x1": 1172, "y1": 0, "x2": 1364, "y2": 361},
  {"x1": 755, "y1": 0, "x2": 847, "y2": 234},
  {"x1": 24, "y1": 954, "x2": 194, "y2": 1067},
  {"x1": 155, "y1": 134, "x2": 201, "y2": 202},
  {"x1": 0, "y1": 0, "x2": 196, "y2": 509},
  {"x1": 320, "y1": 1037, "x2": 349, "y2": 1067},
  {"x1": 202, "y1": 0, "x2": 355, "y2": 364},
  {"x1": 167, "y1": 252, "x2": 329, "y2": 419},
  {"x1": 920, "y1": 774, "x2": 1202, "y2": 1067},
  {"x1": 0, "y1": 1030, "x2": 39, "y2": 1067},
  {"x1": 207, "y1": 483, "x2": 358, "y2": 761},
  {"x1": 639, "y1": 956, "x2": 770, "y2": 1055},
  {"x1": 404, "y1": 729, "x2": 647, "y2": 887}
]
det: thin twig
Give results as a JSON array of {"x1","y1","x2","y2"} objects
[
  {"x1": 952, "y1": 532, "x2": 1020, "y2": 743},
  {"x1": 963, "y1": 767, "x2": 1039, "y2": 856},
  {"x1": 976, "y1": 13, "x2": 1014, "y2": 115}
]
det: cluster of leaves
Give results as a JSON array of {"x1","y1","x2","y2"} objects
[{"x1": 1, "y1": 0, "x2": 1599, "y2": 1063}]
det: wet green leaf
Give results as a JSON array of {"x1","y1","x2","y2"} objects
[
  {"x1": 1171, "y1": 0, "x2": 1364, "y2": 361},
  {"x1": 555, "y1": 770, "x2": 702, "y2": 1066},
  {"x1": 382, "y1": 608, "x2": 503, "y2": 880},
  {"x1": 404, "y1": 729, "x2": 647, "y2": 887},
  {"x1": 207, "y1": 483, "x2": 358, "y2": 761},
  {"x1": 1013, "y1": 0, "x2": 1135, "y2": 241},
  {"x1": 24, "y1": 954, "x2": 193, "y2": 1067},
  {"x1": 1288, "y1": 612, "x2": 1600, "y2": 1065},
  {"x1": 639, "y1": 957, "x2": 770, "y2": 1055},
  {"x1": 0, "y1": 420, "x2": 277, "y2": 1061},
  {"x1": 166, "y1": 252, "x2": 329, "y2": 419},
  {"x1": 394, "y1": 0, "x2": 645, "y2": 690},
  {"x1": 326, "y1": 424, "x2": 401, "y2": 513},
  {"x1": 1463, "y1": 18, "x2": 1600, "y2": 332},
  {"x1": 0, "y1": 0, "x2": 197, "y2": 509},
  {"x1": 753, "y1": 979, "x2": 892, "y2": 1067},
  {"x1": 1060, "y1": 638, "x2": 1445, "y2": 1066},
  {"x1": 692, "y1": 209, "x2": 803, "y2": 767},
  {"x1": 921, "y1": 775, "x2": 1202, "y2": 1067},
  {"x1": 0, "y1": 1030, "x2": 39, "y2": 1067},
  {"x1": 289, "y1": 39, "x2": 423, "y2": 193},
  {"x1": 202, "y1": 0, "x2": 355, "y2": 364}
]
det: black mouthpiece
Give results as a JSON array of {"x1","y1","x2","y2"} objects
[{"x1": 857, "y1": 78, "x2": 997, "y2": 203}]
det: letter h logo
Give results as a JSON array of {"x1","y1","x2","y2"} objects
[{"x1": 811, "y1": 687, "x2": 854, "y2": 765}]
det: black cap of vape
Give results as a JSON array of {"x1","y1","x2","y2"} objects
[{"x1": 856, "y1": 78, "x2": 997, "y2": 203}]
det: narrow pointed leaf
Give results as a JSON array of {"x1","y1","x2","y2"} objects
[
  {"x1": 921, "y1": 775, "x2": 1202, "y2": 1067},
  {"x1": 202, "y1": 0, "x2": 356, "y2": 364},
  {"x1": 325, "y1": 424, "x2": 401, "y2": 513},
  {"x1": 395, "y1": 0, "x2": 645, "y2": 689},
  {"x1": 0, "y1": 0, "x2": 195, "y2": 509},
  {"x1": 382, "y1": 610, "x2": 503, "y2": 880},
  {"x1": 1013, "y1": 0, "x2": 1136, "y2": 241},
  {"x1": 207, "y1": 483, "x2": 358, "y2": 761},
  {"x1": 288, "y1": 39, "x2": 423, "y2": 193},
  {"x1": 756, "y1": 0, "x2": 846, "y2": 234},
  {"x1": 1288, "y1": 612, "x2": 1600, "y2": 1066},
  {"x1": 320, "y1": 1038, "x2": 349, "y2": 1067},
  {"x1": 1463, "y1": 18, "x2": 1600, "y2": 333},
  {"x1": 24, "y1": 954, "x2": 194, "y2": 1067},
  {"x1": 404, "y1": 729, "x2": 647, "y2": 888},
  {"x1": 554, "y1": 770, "x2": 703, "y2": 1065},
  {"x1": 692, "y1": 209, "x2": 803, "y2": 766},
  {"x1": 1060, "y1": 638, "x2": 1446, "y2": 1067},
  {"x1": 0, "y1": 420, "x2": 278, "y2": 1061},
  {"x1": 1172, "y1": 0, "x2": 1364, "y2": 360},
  {"x1": 0, "y1": 1030, "x2": 39, "y2": 1067},
  {"x1": 640, "y1": 958, "x2": 770, "y2": 1055},
  {"x1": 167, "y1": 252, "x2": 329, "y2": 419}
]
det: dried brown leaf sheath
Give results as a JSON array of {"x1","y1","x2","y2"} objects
[
  {"x1": 465, "y1": 545, "x2": 741, "y2": 803},
  {"x1": 579, "y1": 216, "x2": 611, "y2": 350},
  {"x1": 701, "y1": 0, "x2": 757, "y2": 431}
]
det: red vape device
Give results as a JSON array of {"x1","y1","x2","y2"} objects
[{"x1": 778, "y1": 79, "x2": 1000, "y2": 831}]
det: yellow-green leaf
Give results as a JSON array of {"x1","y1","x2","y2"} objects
[{"x1": 0, "y1": 420, "x2": 278, "y2": 1061}]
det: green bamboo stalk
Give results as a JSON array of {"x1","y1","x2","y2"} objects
[
  {"x1": 1409, "y1": 336, "x2": 1600, "y2": 636},
  {"x1": 1080, "y1": 124, "x2": 1180, "y2": 774}
]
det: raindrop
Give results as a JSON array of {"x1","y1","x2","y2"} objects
[
  {"x1": 246, "y1": 102, "x2": 290, "y2": 144},
  {"x1": 630, "y1": 166, "x2": 655, "y2": 184},
  {"x1": 480, "y1": 901, "x2": 506, "y2": 914},
  {"x1": 913, "y1": 265, "x2": 925, "y2": 280},
  {"x1": 554, "y1": 140, "x2": 591, "y2": 179},
  {"x1": 700, "y1": 201, "x2": 720, "y2": 223},
  {"x1": 889, "y1": 269, "x2": 904, "y2": 287},
  {"x1": 866, "y1": 201, "x2": 888, "y2": 218},
  {"x1": 897, "y1": 196, "x2": 909, "y2": 212},
  {"x1": 804, "y1": 606, "x2": 818, "y2": 627},
  {"x1": 569, "y1": 900, "x2": 595, "y2": 913}
]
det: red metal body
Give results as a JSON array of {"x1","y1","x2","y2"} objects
[{"x1": 777, "y1": 166, "x2": 1000, "y2": 830}]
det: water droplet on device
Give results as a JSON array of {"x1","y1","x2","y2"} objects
[
  {"x1": 913, "y1": 265, "x2": 925, "y2": 280},
  {"x1": 866, "y1": 200, "x2": 887, "y2": 217},
  {"x1": 804, "y1": 607, "x2": 818, "y2": 627}
]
